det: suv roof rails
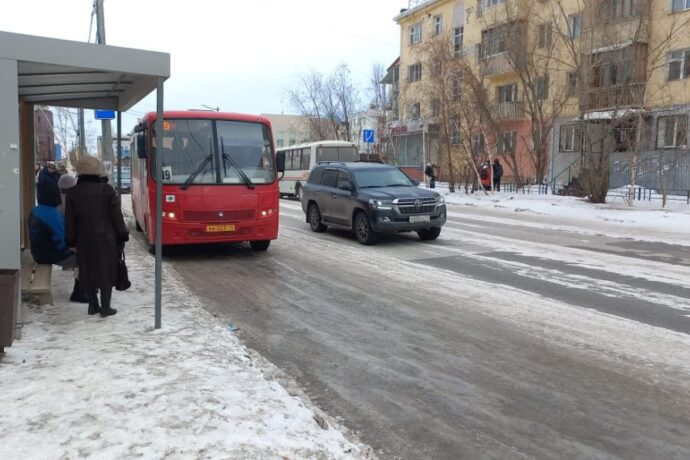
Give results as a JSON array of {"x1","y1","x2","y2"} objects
[
  {"x1": 355, "y1": 160, "x2": 384, "y2": 163},
  {"x1": 316, "y1": 161, "x2": 346, "y2": 165}
]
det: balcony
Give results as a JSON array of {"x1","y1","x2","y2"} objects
[
  {"x1": 480, "y1": 52, "x2": 514, "y2": 77},
  {"x1": 582, "y1": 15, "x2": 649, "y2": 52},
  {"x1": 494, "y1": 101, "x2": 525, "y2": 120},
  {"x1": 583, "y1": 82, "x2": 646, "y2": 111}
]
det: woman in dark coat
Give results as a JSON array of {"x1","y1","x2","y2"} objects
[{"x1": 65, "y1": 156, "x2": 129, "y2": 317}]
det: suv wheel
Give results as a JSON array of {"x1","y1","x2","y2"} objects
[
  {"x1": 417, "y1": 227, "x2": 441, "y2": 241},
  {"x1": 308, "y1": 203, "x2": 327, "y2": 232},
  {"x1": 354, "y1": 211, "x2": 379, "y2": 245}
]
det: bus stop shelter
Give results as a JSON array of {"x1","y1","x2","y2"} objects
[{"x1": 0, "y1": 30, "x2": 170, "y2": 348}]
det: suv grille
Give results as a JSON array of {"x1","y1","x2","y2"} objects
[{"x1": 396, "y1": 198, "x2": 437, "y2": 214}]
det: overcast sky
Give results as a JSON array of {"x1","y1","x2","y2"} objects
[{"x1": 1, "y1": 0, "x2": 404, "y2": 136}]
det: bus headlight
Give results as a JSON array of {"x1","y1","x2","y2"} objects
[
  {"x1": 260, "y1": 208, "x2": 275, "y2": 218},
  {"x1": 162, "y1": 211, "x2": 176, "y2": 220}
]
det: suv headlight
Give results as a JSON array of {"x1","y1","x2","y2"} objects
[
  {"x1": 436, "y1": 196, "x2": 445, "y2": 205},
  {"x1": 369, "y1": 199, "x2": 393, "y2": 210}
]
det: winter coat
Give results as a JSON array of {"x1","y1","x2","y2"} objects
[
  {"x1": 28, "y1": 205, "x2": 74, "y2": 264},
  {"x1": 424, "y1": 165, "x2": 435, "y2": 178},
  {"x1": 37, "y1": 167, "x2": 61, "y2": 207},
  {"x1": 492, "y1": 163, "x2": 503, "y2": 179},
  {"x1": 65, "y1": 175, "x2": 129, "y2": 290}
]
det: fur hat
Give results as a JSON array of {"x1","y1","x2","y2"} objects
[{"x1": 76, "y1": 156, "x2": 106, "y2": 177}]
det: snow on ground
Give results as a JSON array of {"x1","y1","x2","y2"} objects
[
  {"x1": 429, "y1": 184, "x2": 690, "y2": 246},
  {"x1": 0, "y1": 239, "x2": 371, "y2": 459}
]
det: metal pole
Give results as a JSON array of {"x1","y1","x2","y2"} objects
[
  {"x1": 116, "y1": 110, "x2": 122, "y2": 197},
  {"x1": 78, "y1": 109, "x2": 86, "y2": 158},
  {"x1": 154, "y1": 77, "x2": 164, "y2": 329}
]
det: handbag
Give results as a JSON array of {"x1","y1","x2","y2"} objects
[{"x1": 116, "y1": 248, "x2": 131, "y2": 291}]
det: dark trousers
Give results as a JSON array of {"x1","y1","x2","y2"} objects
[
  {"x1": 493, "y1": 177, "x2": 501, "y2": 191},
  {"x1": 87, "y1": 287, "x2": 112, "y2": 308},
  {"x1": 429, "y1": 177, "x2": 436, "y2": 189}
]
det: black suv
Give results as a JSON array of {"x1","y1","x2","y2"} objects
[{"x1": 301, "y1": 162, "x2": 446, "y2": 244}]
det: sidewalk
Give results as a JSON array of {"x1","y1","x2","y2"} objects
[{"x1": 0, "y1": 239, "x2": 371, "y2": 458}]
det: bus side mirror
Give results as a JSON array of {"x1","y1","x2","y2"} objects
[
  {"x1": 276, "y1": 151, "x2": 285, "y2": 173},
  {"x1": 136, "y1": 132, "x2": 147, "y2": 159}
]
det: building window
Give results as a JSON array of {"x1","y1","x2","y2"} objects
[
  {"x1": 410, "y1": 23, "x2": 422, "y2": 45},
  {"x1": 672, "y1": 0, "x2": 690, "y2": 12},
  {"x1": 408, "y1": 63, "x2": 422, "y2": 82},
  {"x1": 566, "y1": 72, "x2": 578, "y2": 97},
  {"x1": 454, "y1": 27, "x2": 464, "y2": 55},
  {"x1": 559, "y1": 125, "x2": 582, "y2": 152},
  {"x1": 568, "y1": 14, "x2": 582, "y2": 39},
  {"x1": 481, "y1": 26, "x2": 509, "y2": 58},
  {"x1": 498, "y1": 131, "x2": 516, "y2": 154},
  {"x1": 657, "y1": 115, "x2": 688, "y2": 148},
  {"x1": 497, "y1": 83, "x2": 518, "y2": 103},
  {"x1": 451, "y1": 76, "x2": 461, "y2": 102},
  {"x1": 668, "y1": 49, "x2": 690, "y2": 81},
  {"x1": 451, "y1": 118, "x2": 461, "y2": 145},
  {"x1": 472, "y1": 133, "x2": 486, "y2": 152},
  {"x1": 534, "y1": 77, "x2": 549, "y2": 100},
  {"x1": 433, "y1": 15, "x2": 443, "y2": 35},
  {"x1": 485, "y1": 0, "x2": 505, "y2": 8},
  {"x1": 410, "y1": 102, "x2": 421, "y2": 120},
  {"x1": 537, "y1": 23, "x2": 552, "y2": 49},
  {"x1": 431, "y1": 100, "x2": 440, "y2": 118}
]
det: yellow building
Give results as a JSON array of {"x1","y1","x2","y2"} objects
[{"x1": 387, "y1": 0, "x2": 690, "y2": 190}]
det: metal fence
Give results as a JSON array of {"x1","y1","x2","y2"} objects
[{"x1": 610, "y1": 150, "x2": 690, "y2": 192}]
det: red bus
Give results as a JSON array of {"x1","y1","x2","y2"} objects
[{"x1": 131, "y1": 111, "x2": 282, "y2": 251}]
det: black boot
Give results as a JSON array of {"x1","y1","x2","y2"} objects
[
  {"x1": 100, "y1": 288, "x2": 117, "y2": 317},
  {"x1": 87, "y1": 289, "x2": 101, "y2": 315},
  {"x1": 70, "y1": 279, "x2": 89, "y2": 303}
]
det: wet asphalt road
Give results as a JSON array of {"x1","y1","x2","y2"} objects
[{"x1": 149, "y1": 200, "x2": 690, "y2": 460}]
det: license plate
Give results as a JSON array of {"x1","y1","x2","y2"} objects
[
  {"x1": 205, "y1": 224, "x2": 236, "y2": 232},
  {"x1": 409, "y1": 215, "x2": 430, "y2": 223}
]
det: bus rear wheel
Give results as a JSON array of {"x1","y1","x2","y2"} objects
[
  {"x1": 250, "y1": 240, "x2": 270, "y2": 251},
  {"x1": 295, "y1": 184, "x2": 302, "y2": 202}
]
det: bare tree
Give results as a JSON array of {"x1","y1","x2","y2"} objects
[
  {"x1": 330, "y1": 64, "x2": 360, "y2": 141},
  {"x1": 287, "y1": 64, "x2": 362, "y2": 141}
]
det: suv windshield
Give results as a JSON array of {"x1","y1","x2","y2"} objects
[
  {"x1": 354, "y1": 168, "x2": 414, "y2": 188},
  {"x1": 152, "y1": 118, "x2": 275, "y2": 186}
]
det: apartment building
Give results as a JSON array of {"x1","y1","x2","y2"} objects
[
  {"x1": 261, "y1": 114, "x2": 311, "y2": 148},
  {"x1": 386, "y1": 0, "x2": 690, "y2": 190}
]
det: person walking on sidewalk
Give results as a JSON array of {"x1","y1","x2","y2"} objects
[
  {"x1": 492, "y1": 158, "x2": 504, "y2": 192},
  {"x1": 65, "y1": 156, "x2": 129, "y2": 317},
  {"x1": 424, "y1": 162, "x2": 436, "y2": 189}
]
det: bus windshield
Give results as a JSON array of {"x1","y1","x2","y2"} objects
[{"x1": 153, "y1": 118, "x2": 275, "y2": 185}]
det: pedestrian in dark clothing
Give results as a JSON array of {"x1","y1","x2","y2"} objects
[
  {"x1": 492, "y1": 159, "x2": 504, "y2": 192},
  {"x1": 28, "y1": 173, "x2": 88, "y2": 302},
  {"x1": 37, "y1": 163, "x2": 61, "y2": 205},
  {"x1": 424, "y1": 162, "x2": 436, "y2": 189},
  {"x1": 65, "y1": 156, "x2": 129, "y2": 317}
]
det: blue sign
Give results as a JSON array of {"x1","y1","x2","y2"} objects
[
  {"x1": 54, "y1": 144, "x2": 62, "y2": 161},
  {"x1": 363, "y1": 129, "x2": 375, "y2": 144},
  {"x1": 94, "y1": 110, "x2": 116, "y2": 120}
]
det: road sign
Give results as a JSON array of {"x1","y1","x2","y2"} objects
[
  {"x1": 94, "y1": 110, "x2": 116, "y2": 120},
  {"x1": 363, "y1": 129, "x2": 375, "y2": 144}
]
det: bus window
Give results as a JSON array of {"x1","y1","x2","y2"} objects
[
  {"x1": 152, "y1": 119, "x2": 214, "y2": 184},
  {"x1": 301, "y1": 148, "x2": 310, "y2": 169},
  {"x1": 216, "y1": 120, "x2": 275, "y2": 184}
]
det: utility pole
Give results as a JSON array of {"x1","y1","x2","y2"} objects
[
  {"x1": 78, "y1": 108, "x2": 86, "y2": 160},
  {"x1": 95, "y1": 0, "x2": 114, "y2": 172}
]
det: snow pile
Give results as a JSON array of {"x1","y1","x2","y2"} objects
[
  {"x1": 0, "y1": 242, "x2": 370, "y2": 459},
  {"x1": 426, "y1": 183, "x2": 690, "y2": 245}
]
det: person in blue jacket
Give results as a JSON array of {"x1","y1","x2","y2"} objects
[{"x1": 28, "y1": 173, "x2": 88, "y2": 303}]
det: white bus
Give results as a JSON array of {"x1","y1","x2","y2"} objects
[{"x1": 278, "y1": 140, "x2": 359, "y2": 199}]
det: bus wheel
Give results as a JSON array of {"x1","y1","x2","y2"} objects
[
  {"x1": 135, "y1": 219, "x2": 143, "y2": 232},
  {"x1": 295, "y1": 184, "x2": 302, "y2": 201},
  {"x1": 250, "y1": 240, "x2": 270, "y2": 251}
]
